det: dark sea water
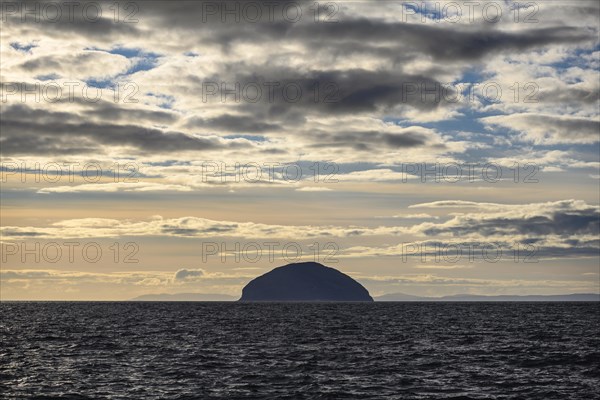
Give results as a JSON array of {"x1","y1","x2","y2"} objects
[{"x1": 1, "y1": 302, "x2": 599, "y2": 399}]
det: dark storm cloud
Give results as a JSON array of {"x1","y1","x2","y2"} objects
[
  {"x1": 20, "y1": 55, "x2": 63, "y2": 71},
  {"x1": 160, "y1": 228, "x2": 204, "y2": 236},
  {"x1": 0, "y1": 135, "x2": 98, "y2": 156},
  {"x1": 67, "y1": 98, "x2": 177, "y2": 125},
  {"x1": 126, "y1": 0, "x2": 310, "y2": 32},
  {"x1": 3, "y1": 1, "x2": 140, "y2": 39},
  {"x1": 259, "y1": 148, "x2": 288, "y2": 155},
  {"x1": 132, "y1": 2, "x2": 595, "y2": 61},
  {"x1": 482, "y1": 114, "x2": 600, "y2": 143},
  {"x1": 0, "y1": 230, "x2": 43, "y2": 237},
  {"x1": 160, "y1": 223, "x2": 239, "y2": 236},
  {"x1": 532, "y1": 245, "x2": 600, "y2": 258},
  {"x1": 198, "y1": 67, "x2": 458, "y2": 115},
  {"x1": 10, "y1": 1, "x2": 593, "y2": 63},
  {"x1": 423, "y1": 208, "x2": 600, "y2": 237},
  {"x1": 185, "y1": 114, "x2": 282, "y2": 133},
  {"x1": 0, "y1": 105, "x2": 250, "y2": 155},
  {"x1": 291, "y1": 22, "x2": 594, "y2": 61},
  {"x1": 307, "y1": 130, "x2": 430, "y2": 151},
  {"x1": 0, "y1": 271, "x2": 53, "y2": 279},
  {"x1": 0, "y1": 85, "x2": 177, "y2": 125},
  {"x1": 390, "y1": 237, "x2": 600, "y2": 260},
  {"x1": 4, "y1": 1, "x2": 597, "y2": 157},
  {"x1": 537, "y1": 88, "x2": 600, "y2": 105}
]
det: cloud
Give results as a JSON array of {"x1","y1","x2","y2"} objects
[
  {"x1": 411, "y1": 200, "x2": 600, "y2": 237},
  {"x1": 38, "y1": 182, "x2": 193, "y2": 194},
  {"x1": 481, "y1": 113, "x2": 600, "y2": 144},
  {"x1": 307, "y1": 129, "x2": 430, "y2": 151},
  {"x1": 174, "y1": 268, "x2": 205, "y2": 281},
  {"x1": 0, "y1": 104, "x2": 252, "y2": 156},
  {"x1": 0, "y1": 216, "x2": 402, "y2": 240},
  {"x1": 297, "y1": 22, "x2": 594, "y2": 62},
  {"x1": 185, "y1": 114, "x2": 282, "y2": 133},
  {"x1": 386, "y1": 214, "x2": 439, "y2": 219},
  {"x1": 2, "y1": 200, "x2": 598, "y2": 261},
  {"x1": 337, "y1": 168, "x2": 413, "y2": 182},
  {"x1": 19, "y1": 51, "x2": 133, "y2": 79},
  {"x1": 3, "y1": 1, "x2": 594, "y2": 176},
  {"x1": 410, "y1": 200, "x2": 511, "y2": 210}
]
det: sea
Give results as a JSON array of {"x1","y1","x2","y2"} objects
[{"x1": 1, "y1": 302, "x2": 599, "y2": 399}]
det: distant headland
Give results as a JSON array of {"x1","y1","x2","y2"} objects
[{"x1": 239, "y1": 261, "x2": 374, "y2": 302}]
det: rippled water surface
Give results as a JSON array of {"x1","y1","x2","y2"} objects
[{"x1": 1, "y1": 302, "x2": 599, "y2": 399}]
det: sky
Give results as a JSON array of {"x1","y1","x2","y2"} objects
[{"x1": 0, "y1": 0, "x2": 599, "y2": 300}]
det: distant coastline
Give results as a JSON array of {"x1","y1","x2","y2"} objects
[
  {"x1": 374, "y1": 293, "x2": 600, "y2": 302},
  {"x1": 130, "y1": 293, "x2": 237, "y2": 301},
  {"x1": 127, "y1": 292, "x2": 600, "y2": 302}
]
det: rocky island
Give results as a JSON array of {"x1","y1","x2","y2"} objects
[{"x1": 239, "y1": 261, "x2": 373, "y2": 302}]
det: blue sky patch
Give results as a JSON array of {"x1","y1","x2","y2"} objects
[
  {"x1": 35, "y1": 73, "x2": 61, "y2": 81},
  {"x1": 10, "y1": 42, "x2": 37, "y2": 53},
  {"x1": 84, "y1": 46, "x2": 161, "y2": 76},
  {"x1": 224, "y1": 135, "x2": 267, "y2": 142},
  {"x1": 147, "y1": 92, "x2": 176, "y2": 109}
]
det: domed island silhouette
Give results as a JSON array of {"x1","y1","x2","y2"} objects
[{"x1": 239, "y1": 261, "x2": 373, "y2": 302}]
